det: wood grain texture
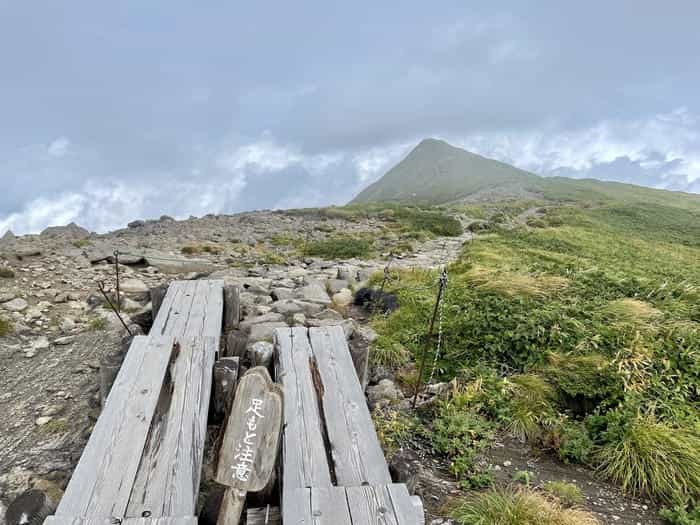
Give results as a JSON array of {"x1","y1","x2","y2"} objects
[
  {"x1": 308, "y1": 326, "x2": 391, "y2": 486},
  {"x1": 56, "y1": 336, "x2": 174, "y2": 518},
  {"x1": 150, "y1": 280, "x2": 223, "y2": 339},
  {"x1": 246, "y1": 506, "x2": 280, "y2": 525},
  {"x1": 45, "y1": 517, "x2": 197, "y2": 525},
  {"x1": 274, "y1": 327, "x2": 331, "y2": 502},
  {"x1": 215, "y1": 367, "x2": 283, "y2": 493},
  {"x1": 126, "y1": 336, "x2": 218, "y2": 518},
  {"x1": 223, "y1": 285, "x2": 241, "y2": 331}
]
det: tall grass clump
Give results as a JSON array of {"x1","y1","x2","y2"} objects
[
  {"x1": 0, "y1": 317, "x2": 12, "y2": 337},
  {"x1": 304, "y1": 235, "x2": 373, "y2": 259},
  {"x1": 450, "y1": 487, "x2": 600, "y2": 525},
  {"x1": 503, "y1": 374, "x2": 555, "y2": 442},
  {"x1": 597, "y1": 414, "x2": 700, "y2": 502}
]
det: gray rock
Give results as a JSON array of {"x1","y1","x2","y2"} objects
[
  {"x1": 271, "y1": 300, "x2": 304, "y2": 316},
  {"x1": 0, "y1": 292, "x2": 15, "y2": 303},
  {"x1": 247, "y1": 341, "x2": 274, "y2": 368},
  {"x1": 240, "y1": 312, "x2": 285, "y2": 333},
  {"x1": 295, "y1": 283, "x2": 330, "y2": 305},
  {"x1": 366, "y1": 379, "x2": 403, "y2": 409},
  {"x1": 40, "y1": 222, "x2": 90, "y2": 238},
  {"x1": 59, "y1": 318, "x2": 76, "y2": 332},
  {"x1": 316, "y1": 308, "x2": 343, "y2": 321},
  {"x1": 332, "y1": 288, "x2": 353, "y2": 307},
  {"x1": 355, "y1": 325, "x2": 379, "y2": 344},
  {"x1": 325, "y1": 279, "x2": 349, "y2": 294},
  {"x1": 119, "y1": 278, "x2": 148, "y2": 294},
  {"x1": 248, "y1": 322, "x2": 287, "y2": 343},
  {"x1": 3, "y1": 298, "x2": 28, "y2": 312},
  {"x1": 127, "y1": 220, "x2": 145, "y2": 228},
  {"x1": 271, "y1": 288, "x2": 294, "y2": 301},
  {"x1": 389, "y1": 448, "x2": 422, "y2": 494}
]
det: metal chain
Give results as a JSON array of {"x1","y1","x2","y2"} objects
[{"x1": 428, "y1": 268, "x2": 448, "y2": 384}]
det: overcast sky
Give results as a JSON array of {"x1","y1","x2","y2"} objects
[{"x1": 1, "y1": 2, "x2": 699, "y2": 234}]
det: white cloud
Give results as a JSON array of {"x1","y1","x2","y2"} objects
[
  {"x1": 47, "y1": 137, "x2": 71, "y2": 158},
  {"x1": 453, "y1": 108, "x2": 700, "y2": 188}
]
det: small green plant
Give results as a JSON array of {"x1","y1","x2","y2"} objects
[
  {"x1": 460, "y1": 466, "x2": 495, "y2": 490},
  {"x1": 39, "y1": 418, "x2": 69, "y2": 435},
  {"x1": 546, "y1": 420, "x2": 594, "y2": 465},
  {"x1": 181, "y1": 243, "x2": 223, "y2": 255},
  {"x1": 88, "y1": 316, "x2": 108, "y2": 331},
  {"x1": 372, "y1": 408, "x2": 420, "y2": 459},
  {"x1": 503, "y1": 374, "x2": 556, "y2": 442},
  {"x1": 513, "y1": 470, "x2": 534, "y2": 486},
  {"x1": 450, "y1": 487, "x2": 600, "y2": 525},
  {"x1": 543, "y1": 481, "x2": 584, "y2": 507},
  {"x1": 72, "y1": 238, "x2": 91, "y2": 248},
  {"x1": 0, "y1": 317, "x2": 12, "y2": 337},
  {"x1": 0, "y1": 266, "x2": 14, "y2": 278},
  {"x1": 659, "y1": 501, "x2": 700, "y2": 525},
  {"x1": 304, "y1": 236, "x2": 373, "y2": 259},
  {"x1": 597, "y1": 414, "x2": 700, "y2": 502}
]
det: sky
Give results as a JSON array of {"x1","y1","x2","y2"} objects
[{"x1": 1, "y1": 1, "x2": 699, "y2": 234}]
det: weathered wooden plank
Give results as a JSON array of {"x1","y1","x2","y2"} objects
[
  {"x1": 56, "y1": 336, "x2": 174, "y2": 518},
  {"x1": 149, "y1": 280, "x2": 223, "y2": 339},
  {"x1": 223, "y1": 285, "x2": 241, "y2": 331},
  {"x1": 274, "y1": 327, "x2": 331, "y2": 501},
  {"x1": 126, "y1": 336, "x2": 218, "y2": 517},
  {"x1": 387, "y1": 484, "x2": 424, "y2": 525},
  {"x1": 281, "y1": 488, "x2": 311, "y2": 525},
  {"x1": 212, "y1": 357, "x2": 240, "y2": 421},
  {"x1": 309, "y1": 326, "x2": 392, "y2": 486},
  {"x1": 346, "y1": 485, "x2": 401, "y2": 525},
  {"x1": 149, "y1": 280, "x2": 197, "y2": 337},
  {"x1": 45, "y1": 517, "x2": 198, "y2": 525},
  {"x1": 311, "y1": 487, "x2": 352, "y2": 525},
  {"x1": 215, "y1": 367, "x2": 283, "y2": 491},
  {"x1": 246, "y1": 506, "x2": 281, "y2": 525}
]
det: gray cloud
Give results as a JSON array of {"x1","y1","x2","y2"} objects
[{"x1": 1, "y1": 1, "x2": 699, "y2": 234}]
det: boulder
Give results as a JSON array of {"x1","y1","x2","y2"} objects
[
  {"x1": 325, "y1": 279, "x2": 349, "y2": 294},
  {"x1": 332, "y1": 288, "x2": 353, "y2": 307},
  {"x1": 247, "y1": 341, "x2": 274, "y2": 368},
  {"x1": 295, "y1": 283, "x2": 330, "y2": 305},
  {"x1": 239, "y1": 312, "x2": 285, "y2": 333},
  {"x1": 247, "y1": 322, "x2": 287, "y2": 343},
  {"x1": 366, "y1": 379, "x2": 403, "y2": 409},
  {"x1": 3, "y1": 298, "x2": 28, "y2": 312}
]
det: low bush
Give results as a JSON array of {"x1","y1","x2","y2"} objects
[
  {"x1": 304, "y1": 236, "x2": 373, "y2": 259},
  {"x1": 659, "y1": 501, "x2": 700, "y2": 525},
  {"x1": 596, "y1": 414, "x2": 700, "y2": 502},
  {"x1": 88, "y1": 317, "x2": 108, "y2": 331},
  {"x1": 503, "y1": 374, "x2": 556, "y2": 442},
  {"x1": 544, "y1": 420, "x2": 594, "y2": 465},
  {"x1": 181, "y1": 243, "x2": 223, "y2": 255},
  {"x1": 450, "y1": 487, "x2": 600, "y2": 525},
  {"x1": 372, "y1": 408, "x2": 421, "y2": 459},
  {"x1": 0, "y1": 266, "x2": 14, "y2": 278},
  {"x1": 0, "y1": 317, "x2": 12, "y2": 337},
  {"x1": 543, "y1": 481, "x2": 584, "y2": 507}
]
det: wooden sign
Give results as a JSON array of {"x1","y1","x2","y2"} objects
[{"x1": 215, "y1": 366, "x2": 283, "y2": 525}]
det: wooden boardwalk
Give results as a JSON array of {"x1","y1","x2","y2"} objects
[
  {"x1": 42, "y1": 280, "x2": 423, "y2": 525},
  {"x1": 275, "y1": 326, "x2": 424, "y2": 525},
  {"x1": 47, "y1": 280, "x2": 224, "y2": 525}
]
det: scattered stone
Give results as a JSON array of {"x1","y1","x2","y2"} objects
[
  {"x1": 295, "y1": 283, "x2": 331, "y2": 305},
  {"x1": 247, "y1": 341, "x2": 274, "y2": 368},
  {"x1": 119, "y1": 278, "x2": 148, "y2": 294},
  {"x1": 325, "y1": 279, "x2": 349, "y2": 294},
  {"x1": 0, "y1": 292, "x2": 15, "y2": 303},
  {"x1": 247, "y1": 322, "x2": 287, "y2": 343},
  {"x1": 59, "y1": 318, "x2": 76, "y2": 333},
  {"x1": 366, "y1": 379, "x2": 403, "y2": 409},
  {"x1": 35, "y1": 416, "x2": 53, "y2": 426},
  {"x1": 3, "y1": 298, "x2": 28, "y2": 312}
]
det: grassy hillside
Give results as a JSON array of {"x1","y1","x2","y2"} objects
[
  {"x1": 352, "y1": 138, "x2": 700, "y2": 214},
  {"x1": 368, "y1": 198, "x2": 700, "y2": 522}
]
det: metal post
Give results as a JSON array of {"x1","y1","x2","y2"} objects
[
  {"x1": 412, "y1": 267, "x2": 448, "y2": 408},
  {"x1": 114, "y1": 250, "x2": 121, "y2": 312}
]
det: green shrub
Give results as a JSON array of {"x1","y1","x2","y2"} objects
[
  {"x1": 0, "y1": 266, "x2": 14, "y2": 278},
  {"x1": 304, "y1": 236, "x2": 373, "y2": 259},
  {"x1": 597, "y1": 414, "x2": 700, "y2": 502},
  {"x1": 659, "y1": 501, "x2": 700, "y2": 525},
  {"x1": 543, "y1": 481, "x2": 584, "y2": 507},
  {"x1": 372, "y1": 408, "x2": 421, "y2": 459},
  {"x1": 547, "y1": 421, "x2": 594, "y2": 465},
  {"x1": 394, "y1": 208, "x2": 463, "y2": 237},
  {"x1": 503, "y1": 374, "x2": 556, "y2": 442},
  {"x1": 430, "y1": 404, "x2": 495, "y2": 480},
  {"x1": 450, "y1": 487, "x2": 600, "y2": 525},
  {"x1": 0, "y1": 317, "x2": 12, "y2": 337},
  {"x1": 72, "y1": 238, "x2": 91, "y2": 248},
  {"x1": 513, "y1": 470, "x2": 534, "y2": 486},
  {"x1": 88, "y1": 317, "x2": 108, "y2": 331}
]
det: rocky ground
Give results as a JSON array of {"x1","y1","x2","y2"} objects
[{"x1": 0, "y1": 210, "x2": 659, "y2": 525}]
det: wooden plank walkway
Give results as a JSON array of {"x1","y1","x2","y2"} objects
[
  {"x1": 47, "y1": 280, "x2": 224, "y2": 525},
  {"x1": 275, "y1": 326, "x2": 424, "y2": 525}
]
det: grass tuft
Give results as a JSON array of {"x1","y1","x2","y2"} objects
[
  {"x1": 543, "y1": 481, "x2": 585, "y2": 507},
  {"x1": 604, "y1": 298, "x2": 663, "y2": 324},
  {"x1": 304, "y1": 236, "x2": 373, "y2": 259},
  {"x1": 596, "y1": 415, "x2": 700, "y2": 502},
  {"x1": 0, "y1": 317, "x2": 12, "y2": 337},
  {"x1": 466, "y1": 266, "x2": 568, "y2": 298},
  {"x1": 0, "y1": 266, "x2": 15, "y2": 278},
  {"x1": 450, "y1": 487, "x2": 600, "y2": 525}
]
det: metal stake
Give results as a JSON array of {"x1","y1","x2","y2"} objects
[
  {"x1": 114, "y1": 250, "x2": 121, "y2": 313},
  {"x1": 412, "y1": 267, "x2": 448, "y2": 408}
]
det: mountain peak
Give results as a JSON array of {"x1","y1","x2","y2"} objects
[{"x1": 352, "y1": 139, "x2": 538, "y2": 204}]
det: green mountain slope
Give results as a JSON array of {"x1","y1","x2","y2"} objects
[{"x1": 352, "y1": 138, "x2": 700, "y2": 212}]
